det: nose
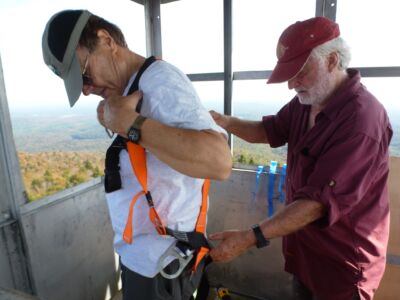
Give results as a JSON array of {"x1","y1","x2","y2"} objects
[{"x1": 82, "y1": 84, "x2": 94, "y2": 96}]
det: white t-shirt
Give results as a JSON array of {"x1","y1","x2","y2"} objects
[{"x1": 105, "y1": 60, "x2": 227, "y2": 278}]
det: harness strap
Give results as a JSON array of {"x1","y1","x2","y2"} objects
[
  {"x1": 104, "y1": 56, "x2": 157, "y2": 194},
  {"x1": 194, "y1": 179, "x2": 210, "y2": 271},
  {"x1": 123, "y1": 142, "x2": 167, "y2": 243},
  {"x1": 122, "y1": 190, "x2": 145, "y2": 244},
  {"x1": 123, "y1": 141, "x2": 210, "y2": 271},
  {"x1": 123, "y1": 143, "x2": 209, "y2": 244},
  {"x1": 104, "y1": 136, "x2": 127, "y2": 193}
]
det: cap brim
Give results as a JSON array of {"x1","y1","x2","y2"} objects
[
  {"x1": 267, "y1": 51, "x2": 311, "y2": 84},
  {"x1": 63, "y1": 53, "x2": 83, "y2": 107}
]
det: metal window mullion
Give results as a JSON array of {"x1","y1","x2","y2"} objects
[
  {"x1": 144, "y1": 0, "x2": 162, "y2": 57},
  {"x1": 315, "y1": 0, "x2": 337, "y2": 20},
  {"x1": 0, "y1": 52, "x2": 35, "y2": 294},
  {"x1": 224, "y1": 0, "x2": 233, "y2": 148}
]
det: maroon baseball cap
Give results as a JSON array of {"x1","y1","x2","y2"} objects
[{"x1": 267, "y1": 17, "x2": 340, "y2": 84}]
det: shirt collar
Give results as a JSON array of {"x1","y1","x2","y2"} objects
[{"x1": 320, "y1": 68, "x2": 362, "y2": 121}]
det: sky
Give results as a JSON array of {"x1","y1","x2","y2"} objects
[{"x1": 0, "y1": 0, "x2": 400, "y2": 114}]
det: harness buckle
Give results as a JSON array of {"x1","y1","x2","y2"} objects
[{"x1": 159, "y1": 240, "x2": 194, "y2": 279}]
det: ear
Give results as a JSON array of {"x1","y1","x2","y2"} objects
[
  {"x1": 96, "y1": 29, "x2": 117, "y2": 53},
  {"x1": 327, "y1": 52, "x2": 339, "y2": 72}
]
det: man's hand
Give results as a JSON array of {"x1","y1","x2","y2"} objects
[
  {"x1": 210, "y1": 110, "x2": 230, "y2": 130},
  {"x1": 100, "y1": 91, "x2": 143, "y2": 136},
  {"x1": 208, "y1": 229, "x2": 255, "y2": 263}
]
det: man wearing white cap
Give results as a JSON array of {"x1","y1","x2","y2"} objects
[{"x1": 209, "y1": 17, "x2": 392, "y2": 300}]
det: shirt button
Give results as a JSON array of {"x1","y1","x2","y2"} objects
[{"x1": 328, "y1": 180, "x2": 336, "y2": 187}]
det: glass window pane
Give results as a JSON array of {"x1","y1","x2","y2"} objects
[
  {"x1": 336, "y1": 0, "x2": 400, "y2": 67},
  {"x1": 11, "y1": 105, "x2": 111, "y2": 201},
  {"x1": 360, "y1": 77, "x2": 400, "y2": 157},
  {"x1": 232, "y1": 80, "x2": 293, "y2": 166},
  {"x1": 161, "y1": 0, "x2": 223, "y2": 74},
  {"x1": 192, "y1": 81, "x2": 224, "y2": 113},
  {"x1": 233, "y1": 0, "x2": 316, "y2": 71},
  {"x1": 0, "y1": 0, "x2": 145, "y2": 201},
  {"x1": 232, "y1": 77, "x2": 400, "y2": 165}
]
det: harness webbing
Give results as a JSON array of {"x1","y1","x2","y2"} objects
[
  {"x1": 194, "y1": 179, "x2": 210, "y2": 270},
  {"x1": 123, "y1": 142, "x2": 167, "y2": 243},
  {"x1": 123, "y1": 140, "x2": 211, "y2": 271}
]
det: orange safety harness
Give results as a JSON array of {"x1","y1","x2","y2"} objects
[{"x1": 123, "y1": 141, "x2": 211, "y2": 271}]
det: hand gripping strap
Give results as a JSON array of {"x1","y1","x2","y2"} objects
[{"x1": 104, "y1": 57, "x2": 156, "y2": 194}]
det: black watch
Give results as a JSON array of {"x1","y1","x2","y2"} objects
[
  {"x1": 127, "y1": 115, "x2": 147, "y2": 144},
  {"x1": 251, "y1": 224, "x2": 270, "y2": 248}
]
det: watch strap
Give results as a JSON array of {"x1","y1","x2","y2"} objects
[
  {"x1": 127, "y1": 115, "x2": 147, "y2": 144},
  {"x1": 251, "y1": 224, "x2": 270, "y2": 248},
  {"x1": 131, "y1": 114, "x2": 147, "y2": 130}
]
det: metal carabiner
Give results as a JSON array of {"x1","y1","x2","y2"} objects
[{"x1": 158, "y1": 240, "x2": 194, "y2": 279}]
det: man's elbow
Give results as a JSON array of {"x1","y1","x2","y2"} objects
[
  {"x1": 209, "y1": 149, "x2": 232, "y2": 180},
  {"x1": 202, "y1": 131, "x2": 232, "y2": 180},
  {"x1": 213, "y1": 162, "x2": 232, "y2": 180}
]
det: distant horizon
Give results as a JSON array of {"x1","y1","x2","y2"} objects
[{"x1": 8, "y1": 99, "x2": 400, "y2": 158}]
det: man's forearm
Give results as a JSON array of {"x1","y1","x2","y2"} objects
[
  {"x1": 260, "y1": 199, "x2": 326, "y2": 240},
  {"x1": 208, "y1": 199, "x2": 326, "y2": 262},
  {"x1": 225, "y1": 117, "x2": 269, "y2": 144},
  {"x1": 139, "y1": 118, "x2": 232, "y2": 180}
]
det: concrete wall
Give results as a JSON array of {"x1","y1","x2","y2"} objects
[
  {"x1": 207, "y1": 169, "x2": 292, "y2": 300},
  {"x1": 1, "y1": 159, "x2": 399, "y2": 300},
  {"x1": 10, "y1": 179, "x2": 117, "y2": 300},
  {"x1": 207, "y1": 157, "x2": 400, "y2": 300},
  {"x1": 375, "y1": 156, "x2": 400, "y2": 300}
]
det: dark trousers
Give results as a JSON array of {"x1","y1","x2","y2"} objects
[
  {"x1": 120, "y1": 259, "x2": 207, "y2": 300},
  {"x1": 292, "y1": 276, "x2": 360, "y2": 300}
]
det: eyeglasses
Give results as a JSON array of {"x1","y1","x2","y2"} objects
[{"x1": 81, "y1": 55, "x2": 93, "y2": 85}]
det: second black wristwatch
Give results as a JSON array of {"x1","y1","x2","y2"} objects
[
  {"x1": 251, "y1": 224, "x2": 270, "y2": 248},
  {"x1": 127, "y1": 115, "x2": 147, "y2": 144}
]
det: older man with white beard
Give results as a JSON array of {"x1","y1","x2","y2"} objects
[{"x1": 208, "y1": 17, "x2": 392, "y2": 300}]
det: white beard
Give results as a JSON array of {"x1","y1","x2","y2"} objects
[{"x1": 296, "y1": 63, "x2": 335, "y2": 106}]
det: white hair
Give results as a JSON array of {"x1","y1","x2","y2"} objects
[{"x1": 311, "y1": 37, "x2": 351, "y2": 70}]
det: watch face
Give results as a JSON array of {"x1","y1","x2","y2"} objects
[{"x1": 128, "y1": 128, "x2": 140, "y2": 143}]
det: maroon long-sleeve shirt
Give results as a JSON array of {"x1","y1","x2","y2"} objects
[{"x1": 263, "y1": 69, "x2": 392, "y2": 300}]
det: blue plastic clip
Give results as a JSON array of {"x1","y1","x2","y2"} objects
[
  {"x1": 278, "y1": 163, "x2": 287, "y2": 203},
  {"x1": 251, "y1": 165, "x2": 264, "y2": 207},
  {"x1": 267, "y1": 161, "x2": 277, "y2": 217}
]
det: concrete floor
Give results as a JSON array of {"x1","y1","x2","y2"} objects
[
  {"x1": 0, "y1": 288, "x2": 40, "y2": 300},
  {"x1": 110, "y1": 287, "x2": 269, "y2": 300},
  {"x1": 111, "y1": 290, "x2": 122, "y2": 300}
]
